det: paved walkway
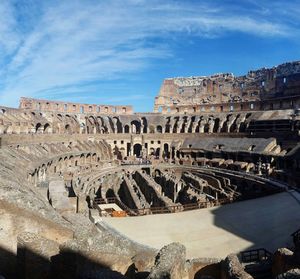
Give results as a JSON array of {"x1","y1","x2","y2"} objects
[{"x1": 103, "y1": 192, "x2": 300, "y2": 259}]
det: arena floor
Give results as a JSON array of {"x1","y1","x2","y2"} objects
[{"x1": 103, "y1": 192, "x2": 300, "y2": 259}]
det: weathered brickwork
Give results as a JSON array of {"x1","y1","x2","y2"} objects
[{"x1": 154, "y1": 61, "x2": 300, "y2": 113}]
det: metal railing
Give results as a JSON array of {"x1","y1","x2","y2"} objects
[
  {"x1": 121, "y1": 160, "x2": 152, "y2": 166},
  {"x1": 93, "y1": 196, "x2": 232, "y2": 216},
  {"x1": 94, "y1": 197, "x2": 137, "y2": 215},
  {"x1": 241, "y1": 248, "x2": 272, "y2": 263}
]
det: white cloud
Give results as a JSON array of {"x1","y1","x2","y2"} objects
[
  {"x1": 0, "y1": 0, "x2": 297, "y2": 107},
  {"x1": 0, "y1": 0, "x2": 20, "y2": 56}
]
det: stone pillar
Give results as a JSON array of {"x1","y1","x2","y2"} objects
[
  {"x1": 141, "y1": 135, "x2": 145, "y2": 158},
  {"x1": 159, "y1": 142, "x2": 163, "y2": 159},
  {"x1": 77, "y1": 194, "x2": 89, "y2": 214}
]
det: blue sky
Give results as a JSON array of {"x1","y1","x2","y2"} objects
[{"x1": 0, "y1": 0, "x2": 300, "y2": 112}]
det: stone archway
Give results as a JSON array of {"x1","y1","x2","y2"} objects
[
  {"x1": 131, "y1": 120, "x2": 141, "y2": 134},
  {"x1": 163, "y1": 143, "x2": 170, "y2": 158},
  {"x1": 133, "y1": 143, "x2": 142, "y2": 157}
]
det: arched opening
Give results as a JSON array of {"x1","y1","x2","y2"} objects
[
  {"x1": 133, "y1": 144, "x2": 142, "y2": 157},
  {"x1": 180, "y1": 118, "x2": 187, "y2": 133},
  {"x1": 150, "y1": 148, "x2": 155, "y2": 156},
  {"x1": 165, "y1": 117, "x2": 171, "y2": 133},
  {"x1": 35, "y1": 123, "x2": 42, "y2": 133},
  {"x1": 86, "y1": 153, "x2": 91, "y2": 163},
  {"x1": 65, "y1": 124, "x2": 72, "y2": 134},
  {"x1": 173, "y1": 120, "x2": 179, "y2": 133},
  {"x1": 131, "y1": 120, "x2": 141, "y2": 134},
  {"x1": 221, "y1": 114, "x2": 232, "y2": 133},
  {"x1": 230, "y1": 122, "x2": 237, "y2": 133},
  {"x1": 163, "y1": 143, "x2": 169, "y2": 158},
  {"x1": 213, "y1": 118, "x2": 220, "y2": 133},
  {"x1": 188, "y1": 116, "x2": 195, "y2": 133},
  {"x1": 165, "y1": 124, "x2": 171, "y2": 133},
  {"x1": 142, "y1": 117, "x2": 148, "y2": 133},
  {"x1": 156, "y1": 125, "x2": 163, "y2": 133},
  {"x1": 155, "y1": 148, "x2": 161, "y2": 158},
  {"x1": 204, "y1": 123, "x2": 209, "y2": 133},
  {"x1": 113, "y1": 146, "x2": 122, "y2": 160},
  {"x1": 230, "y1": 115, "x2": 240, "y2": 133},
  {"x1": 113, "y1": 117, "x2": 122, "y2": 133},
  {"x1": 249, "y1": 145, "x2": 256, "y2": 151},
  {"x1": 87, "y1": 116, "x2": 96, "y2": 134},
  {"x1": 44, "y1": 123, "x2": 51, "y2": 133},
  {"x1": 106, "y1": 189, "x2": 115, "y2": 199},
  {"x1": 124, "y1": 125, "x2": 130, "y2": 133},
  {"x1": 96, "y1": 117, "x2": 106, "y2": 134}
]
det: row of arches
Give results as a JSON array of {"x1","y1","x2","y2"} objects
[
  {"x1": 84, "y1": 113, "x2": 252, "y2": 135},
  {"x1": 29, "y1": 151, "x2": 106, "y2": 186},
  {"x1": 25, "y1": 139, "x2": 113, "y2": 186},
  {"x1": 5, "y1": 111, "x2": 300, "y2": 136}
]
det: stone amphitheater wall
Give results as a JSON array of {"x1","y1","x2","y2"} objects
[{"x1": 0, "y1": 61, "x2": 300, "y2": 278}]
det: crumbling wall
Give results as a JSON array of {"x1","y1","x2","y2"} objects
[{"x1": 154, "y1": 61, "x2": 300, "y2": 113}]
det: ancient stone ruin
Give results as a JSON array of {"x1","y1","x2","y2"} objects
[{"x1": 0, "y1": 61, "x2": 300, "y2": 278}]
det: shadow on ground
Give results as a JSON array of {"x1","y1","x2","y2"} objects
[
  {"x1": 0, "y1": 245, "x2": 134, "y2": 279},
  {"x1": 211, "y1": 192, "x2": 300, "y2": 253}
]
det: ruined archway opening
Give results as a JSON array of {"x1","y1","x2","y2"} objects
[
  {"x1": 131, "y1": 120, "x2": 141, "y2": 134},
  {"x1": 165, "y1": 124, "x2": 171, "y2": 133},
  {"x1": 204, "y1": 123, "x2": 209, "y2": 133},
  {"x1": 133, "y1": 144, "x2": 142, "y2": 158},
  {"x1": 35, "y1": 123, "x2": 42, "y2": 133},
  {"x1": 113, "y1": 117, "x2": 122, "y2": 133},
  {"x1": 213, "y1": 118, "x2": 220, "y2": 133},
  {"x1": 124, "y1": 125, "x2": 130, "y2": 133},
  {"x1": 106, "y1": 189, "x2": 115, "y2": 199},
  {"x1": 155, "y1": 148, "x2": 161, "y2": 158},
  {"x1": 142, "y1": 117, "x2": 148, "y2": 133},
  {"x1": 65, "y1": 124, "x2": 72, "y2": 134},
  {"x1": 163, "y1": 143, "x2": 170, "y2": 159},
  {"x1": 113, "y1": 146, "x2": 123, "y2": 160},
  {"x1": 44, "y1": 123, "x2": 51, "y2": 133}
]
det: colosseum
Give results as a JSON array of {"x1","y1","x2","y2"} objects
[{"x1": 1, "y1": 61, "x2": 300, "y2": 279}]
